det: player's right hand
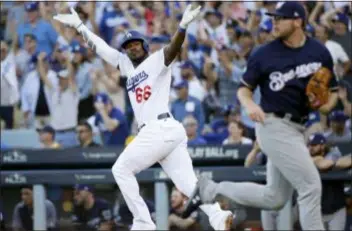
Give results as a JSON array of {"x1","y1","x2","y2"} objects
[
  {"x1": 246, "y1": 103, "x2": 266, "y2": 123},
  {"x1": 53, "y1": 7, "x2": 82, "y2": 30}
]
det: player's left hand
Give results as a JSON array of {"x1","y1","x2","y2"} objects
[{"x1": 179, "y1": 4, "x2": 202, "y2": 29}]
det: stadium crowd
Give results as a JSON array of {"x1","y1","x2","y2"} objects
[{"x1": 0, "y1": 1, "x2": 351, "y2": 231}]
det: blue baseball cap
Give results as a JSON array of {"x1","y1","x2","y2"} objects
[
  {"x1": 332, "y1": 13, "x2": 349, "y2": 27},
  {"x1": 259, "y1": 19, "x2": 273, "y2": 33},
  {"x1": 174, "y1": 80, "x2": 188, "y2": 89},
  {"x1": 150, "y1": 35, "x2": 170, "y2": 44},
  {"x1": 94, "y1": 92, "x2": 110, "y2": 104},
  {"x1": 204, "y1": 10, "x2": 223, "y2": 20},
  {"x1": 329, "y1": 110, "x2": 349, "y2": 122},
  {"x1": 25, "y1": 2, "x2": 39, "y2": 12},
  {"x1": 70, "y1": 40, "x2": 87, "y2": 55},
  {"x1": 38, "y1": 125, "x2": 55, "y2": 135},
  {"x1": 74, "y1": 184, "x2": 94, "y2": 193},
  {"x1": 180, "y1": 60, "x2": 194, "y2": 69},
  {"x1": 308, "y1": 133, "x2": 326, "y2": 145},
  {"x1": 30, "y1": 52, "x2": 49, "y2": 65},
  {"x1": 265, "y1": 1, "x2": 306, "y2": 21},
  {"x1": 305, "y1": 24, "x2": 315, "y2": 34}
]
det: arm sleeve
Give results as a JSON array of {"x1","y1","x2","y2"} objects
[
  {"x1": 240, "y1": 51, "x2": 262, "y2": 90},
  {"x1": 78, "y1": 24, "x2": 122, "y2": 68},
  {"x1": 12, "y1": 204, "x2": 22, "y2": 228},
  {"x1": 336, "y1": 43, "x2": 350, "y2": 63}
]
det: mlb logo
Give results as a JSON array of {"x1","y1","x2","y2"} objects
[{"x1": 126, "y1": 32, "x2": 132, "y2": 38}]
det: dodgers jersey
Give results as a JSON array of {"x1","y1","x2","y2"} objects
[
  {"x1": 116, "y1": 48, "x2": 172, "y2": 126},
  {"x1": 241, "y1": 37, "x2": 338, "y2": 119}
]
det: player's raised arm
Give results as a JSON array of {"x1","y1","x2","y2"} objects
[
  {"x1": 53, "y1": 8, "x2": 120, "y2": 68},
  {"x1": 163, "y1": 5, "x2": 201, "y2": 66}
]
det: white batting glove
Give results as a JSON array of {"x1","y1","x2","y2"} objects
[
  {"x1": 179, "y1": 4, "x2": 202, "y2": 29},
  {"x1": 53, "y1": 7, "x2": 83, "y2": 30}
]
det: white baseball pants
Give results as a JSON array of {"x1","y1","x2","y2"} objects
[{"x1": 111, "y1": 118, "x2": 221, "y2": 229}]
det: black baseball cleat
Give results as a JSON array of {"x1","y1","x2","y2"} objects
[{"x1": 182, "y1": 185, "x2": 203, "y2": 218}]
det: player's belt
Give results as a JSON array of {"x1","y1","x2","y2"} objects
[
  {"x1": 271, "y1": 112, "x2": 308, "y2": 124},
  {"x1": 138, "y1": 113, "x2": 171, "y2": 132}
]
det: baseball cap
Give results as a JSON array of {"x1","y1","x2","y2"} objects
[
  {"x1": 24, "y1": 2, "x2": 39, "y2": 12},
  {"x1": 38, "y1": 125, "x2": 55, "y2": 135},
  {"x1": 259, "y1": 19, "x2": 273, "y2": 33},
  {"x1": 70, "y1": 40, "x2": 87, "y2": 55},
  {"x1": 179, "y1": 60, "x2": 194, "y2": 69},
  {"x1": 329, "y1": 110, "x2": 349, "y2": 122},
  {"x1": 204, "y1": 10, "x2": 223, "y2": 20},
  {"x1": 74, "y1": 184, "x2": 94, "y2": 193},
  {"x1": 150, "y1": 35, "x2": 170, "y2": 44},
  {"x1": 94, "y1": 92, "x2": 110, "y2": 104},
  {"x1": 332, "y1": 13, "x2": 349, "y2": 27},
  {"x1": 174, "y1": 80, "x2": 189, "y2": 89},
  {"x1": 265, "y1": 1, "x2": 306, "y2": 21},
  {"x1": 30, "y1": 52, "x2": 49, "y2": 65},
  {"x1": 24, "y1": 33, "x2": 37, "y2": 41},
  {"x1": 308, "y1": 133, "x2": 326, "y2": 145}
]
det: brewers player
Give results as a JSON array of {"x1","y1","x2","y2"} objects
[
  {"x1": 183, "y1": 2, "x2": 339, "y2": 230},
  {"x1": 54, "y1": 5, "x2": 233, "y2": 231}
]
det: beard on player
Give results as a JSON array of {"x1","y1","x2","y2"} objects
[
  {"x1": 124, "y1": 40, "x2": 148, "y2": 65},
  {"x1": 272, "y1": 16, "x2": 304, "y2": 41}
]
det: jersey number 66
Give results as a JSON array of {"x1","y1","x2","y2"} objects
[{"x1": 136, "y1": 85, "x2": 152, "y2": 103}]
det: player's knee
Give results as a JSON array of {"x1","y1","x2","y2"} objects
[
  {"x1": 111, "y1": 159, "x2": 128, "y2": 178},
  {"x1": 265, "y1": 190, "x2": 287, "y2": 210},
  {"x1": 300, "y1": 182, "x2": 322, "y2": 201}
]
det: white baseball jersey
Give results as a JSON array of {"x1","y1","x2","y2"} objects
[{"x1": 117, "y1": 48, "x2": 172, "y2": 126}]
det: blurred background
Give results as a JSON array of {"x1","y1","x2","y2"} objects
[{"x1": 0, "y1": 1, "x2": 351, "y2": 231}]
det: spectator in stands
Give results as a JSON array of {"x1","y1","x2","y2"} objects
[
  {"x1": 49, "y1": 43, "x2": 70, "y2": 72},
  {"x1": 168, "y1": 187, "x2": 201, "y2": 230},
  {"x1": 69, "y1": 40, "x2": 95, "y2": 121},
  {"x1": 50, "y1": 68, "x2": 79, "y2": 148},
  {"x1": 171, "y1": 80, "x2": 205, "y2": 134},
  {"x1": 329, "y1": 12, "x2": 351, "y2": 60},
  {"x1": 94, "y1": 92, "x2": 129, "y2": 146},
  {"x1": 223, "y1": 121, "x2": 253, "y2": 145},
  {"x1": 244, "y1": 141, "x2": 267, "y2": 167},
  {"x1": 179, "y1": 60, "x2": 206, "y2": 102},
  {"x1": 182, "y1": 115, "x2": 206, "y2": 146},
  {"x1": 309, "y1": 133, "x2": 347, "y2": 230},
  {"x1": 12, "y1": 185, "x2": 57, "y2": 231},
  {"x1": 76, "y1": 121, "x2": 100, "y2": 147},
  {"x1": 4, "y1": 2, "x2": 25, "y2": 42},
  {"x1": 38, "y1": 125, "x2": 60, "y2": 149},
  {"x1": 204, "y1": 105, "x2": 241, "y2": 144},
  {"x1": 16, "y1": 2, "x2": 58, "y2": 54},
  {"x1": 21, "y1": 52, "x2": 57, "y2": 129},
  {"x1": 15, "y1": 33, "x2": 38, "y2": 83},
  {"x1": 0, "y1": 40, "x2": 19, "y2": 129},
  {"x1": 256, "y1": 19, "x2": 274, "y2": 45},
  {"x1": 314, "y1": 24, "x2": 351, "y2": 79},
  {"x1": 72, "y1": 184, "x2": 113, "y2": 231},
  {"x1": 91, "y1": 61, "x2": 126, "y2": 113},
  {"x1": 338, "y1": 83, "x2": 352, "y2": 117},
  {"x1": 325, "y1": 110, "x2": 351, "y2": 144}
]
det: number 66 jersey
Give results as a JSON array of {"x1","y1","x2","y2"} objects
[{"x1": 117, "y1": 48, "x2": 172, "y2": 126}]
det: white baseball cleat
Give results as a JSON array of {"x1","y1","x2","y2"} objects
[
  {"x1": 209, "y1": 210, "x2": 233, "y2": 231},
  {"x1": 130, "y1": 223, "x2": 156, "y2": 230}
]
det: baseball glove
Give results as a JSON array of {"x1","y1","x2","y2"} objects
[{"x1": 306, "y1": 67, "x2": 332, "y2": 110}]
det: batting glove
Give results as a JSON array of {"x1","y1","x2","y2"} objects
[
  {"x1": 179, "y1": 4, "x2": 202, "y2": 29},
  {"x1": 53, "y1": 7, "x2": 83, "y2": 31}
]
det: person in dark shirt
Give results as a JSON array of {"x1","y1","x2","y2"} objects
[
  {"x1": 309, "y1": 133, "x2": 347, "y2": 230},
  {"x1": 94, "y1": 92, "x2": 129, "y2": 146},
  {"x1": 76, "y1": 121, "x2": 101, "y2": 147},
  {"x1": 12, "y1": 186, "x2": 57, "y2": 231},
  {"x1": 182, "y1": 115, "x2": 207, "y2": 146},
  {"x1": 183, "y1": 2, "x2": 338, "y2": 230},
  {"x1": 168, "y1": 187, "x2": 201, "y2": 231},
  {"x1": 72, "y1": 184, "x2": 113, "y2": 231}
]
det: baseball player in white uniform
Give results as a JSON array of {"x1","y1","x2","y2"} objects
[{"x1": 54, "y1": 5, "x2": 233, "y2": 231}]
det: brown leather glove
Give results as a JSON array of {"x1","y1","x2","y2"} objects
[{"x1": 306, "y1": 67, "x2": 332, "y2": 110}]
